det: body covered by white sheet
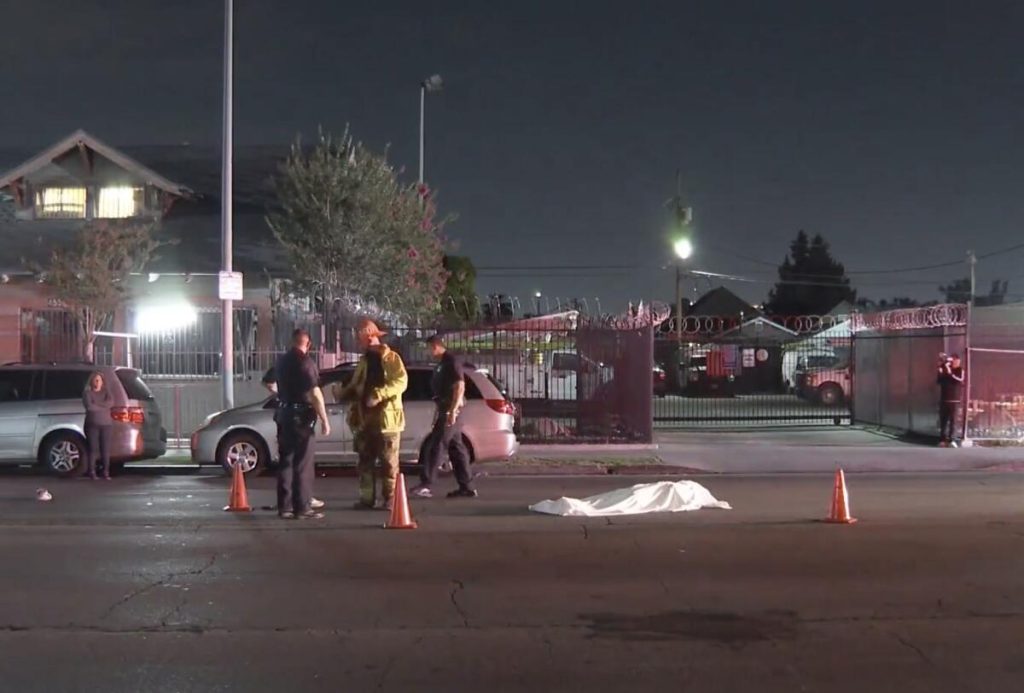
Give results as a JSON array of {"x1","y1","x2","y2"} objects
[{"x1": 529, "y1": 480, "x2": 731, "y2": 517}]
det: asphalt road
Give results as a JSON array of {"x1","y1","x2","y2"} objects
[{"x1": 2, "y1": 472, "x2": 1023, "y2": 692}]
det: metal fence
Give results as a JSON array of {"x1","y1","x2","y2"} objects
[
  {"x1": 653, "y1": 315, "x2": 853, "y2": 426},
  {"x1": 964, "y1": 304, "x2": 1024, "y2": 442}
]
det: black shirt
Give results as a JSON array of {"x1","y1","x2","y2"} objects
[
  {"x1": 274, "y1": 348, "x2": 319, "y2": 404},
  {"x1": 431, "y1": 351, "x2": 465, "y2": 408},
  {"x1": 937, "y1": 366, "x2": 964, "y2": 402}
]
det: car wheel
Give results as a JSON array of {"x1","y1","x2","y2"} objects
[
  {"x1": 40, "y1": 432, "x2": 86, "y2": 477},
  {"x1": 218, "y1": 432, "x2": 268, "y2": 475},
  {"x1": 818, "y1": 383, "x2": 844, "y2": 407}
]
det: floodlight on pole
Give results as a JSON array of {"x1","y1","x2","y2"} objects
[
  {"x1": 673, "y1": 237, "x2": 694, "y2": 260},
  {"x1": 419, "y1": 74, "x2": 443, "y2": 184}
]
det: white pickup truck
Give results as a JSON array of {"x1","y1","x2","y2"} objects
[{"x1": 489, "y1": 350, "x2": 613, "y2": 401}]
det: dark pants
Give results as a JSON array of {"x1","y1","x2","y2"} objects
[
  {"x1": 939, "y1": 401, "x2": 960, "y2": 442},
  {"x1": 85, "y1": 423, "x2": 112, "y2": 477},
  {"x1": 276, "y1": 411, "x2": 316, "y2": 513},
  {"x1": 419, "y1": 407, "x2": 472, "y2": 489}
]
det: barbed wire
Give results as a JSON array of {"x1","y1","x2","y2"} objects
[{"x1": 851, "y1": 303, "x2": 968, "y2": 332}]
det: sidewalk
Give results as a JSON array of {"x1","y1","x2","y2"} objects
[{"x1": 513, "y1": 426, "x2": 1024, "y2": 474}]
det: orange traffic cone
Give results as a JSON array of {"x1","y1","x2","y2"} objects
[
  {"x1": 824, "y1": 468, "x2": 857, "y2": 524},
  {"x1": 224, "y1": 462, "x2": 253, "y2": 512},
  {"x1": 385, "y1": 474, "x2": 418, "y2": 529}
]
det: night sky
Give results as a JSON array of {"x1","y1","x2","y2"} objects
[{"x1": 3, "y1": 1, "x2": 1024, "y2": 312}]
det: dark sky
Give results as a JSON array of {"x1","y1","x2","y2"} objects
[{"x1": 3, "y1": 0, "x2": 1024, "y2": 312}]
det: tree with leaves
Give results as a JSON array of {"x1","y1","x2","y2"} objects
[
  {"x1": 939, "y1": 278, "x2": 1008, "y2": 306},
  {"x1": 36, "y1": 221, "x2": 161, "y2": 361},
  {"x1": 267, "y1": 129, "x2": 450, "y2": 325},
  {"x1": 765, "y1": 231, "x2": 856, "y2": 316},
  {"x1": 442, "y1": 255, "x2": 478, "y2": 321}
]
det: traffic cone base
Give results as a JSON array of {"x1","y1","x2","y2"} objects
[
  {"x1": 224, "y1": 462, "x2": 253, "y2": 512},
  {"x1": 824, "y1": 468, "x2": 856, "y2": 524},
  {"x1": 385, "y1": 473, "x2": 418, "y2": 529}
]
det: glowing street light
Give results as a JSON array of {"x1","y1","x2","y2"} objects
[{"x1": 673, "y1": 237, "x2": 693, "y2": 260}]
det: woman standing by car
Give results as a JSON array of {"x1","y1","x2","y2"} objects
[{"x1": 82, "y1": 372, "x2": 114, "y2": 480}]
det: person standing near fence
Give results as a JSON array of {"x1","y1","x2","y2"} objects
[
  {"x1": 334, "y1": 319, "x2": 408, "y2": 510},
  {"x1": 82, "y1": 372, "x2": 113, "y2": 480},
  {"x1": 274, "y1": 328, "x2": 331, "y2": 519},
  {"x1": 409, "y1": 335, "x2": 477, "y2": 499},
  {"x1": 937, "y1": 352, "x2": 965, "y2": 447}
]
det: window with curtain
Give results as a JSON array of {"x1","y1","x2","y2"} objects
[
  {"x1": 34, "y1": 187, "x2": 86, "y2": 219},
  {"x1": 97, "y1": 186, "x2": 143, "y2": 218}
]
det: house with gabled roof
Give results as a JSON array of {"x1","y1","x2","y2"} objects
[{"x1": 0, "y1": 130, "x2": 291, "y2": 369}]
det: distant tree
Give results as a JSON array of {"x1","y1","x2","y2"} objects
[
  {"x1": 765, "y1": 231, "x2": 856, "y2": 316},
  {"x1": 34, "y1": 221, "x2": 162, "y2": 361},
  {"x1": 856, "y1": 297, "x2": 920, "y2": 311},
  {"x1": 268, "y1": 128, "x2": 450, "y2": 325},
  {"x1": 442, "y1": 255, "x2": 477, "y2": 321},
  {"x1": 940, "y1": 278, "x2": 1008, "y2": 306},
  {"x1": 482, "y1": 294, "x2": 516, "y2": 322}
]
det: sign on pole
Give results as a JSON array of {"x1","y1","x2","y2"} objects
[{"x1": 218, "y1": 271, "x2": 243, "y2": 301}]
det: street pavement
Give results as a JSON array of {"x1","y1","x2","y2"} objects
[{"x1": 1, "y1": 471, "x2": 1023, "y2": 692}]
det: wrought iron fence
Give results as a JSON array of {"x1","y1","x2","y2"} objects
[{"x1": 653, "y1": 314, "x2": 853, "y2": 425}]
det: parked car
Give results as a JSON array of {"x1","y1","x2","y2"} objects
[
  {"x1": 796, "y1": 363, "x2": 851, "y2": 406},
  {"x1": 191, "y1": 362, "x2": 519, "y2": 473},
  {"x1": 0, "y1": 363, "x2": 167, "y2": 476},
  {"x1": 653, "y1": 365, "x2": 668, "y2": 397}
]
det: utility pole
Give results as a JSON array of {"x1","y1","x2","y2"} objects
[
  {"x1": 967, "y1": 250, "x2": 977, "y2": 307},
  {"x1": 669, "y1": 171, "x2": 692, "y2": 345},
  {"x1": 220, "y1": 0, "x2": 234, "y2": 409}
]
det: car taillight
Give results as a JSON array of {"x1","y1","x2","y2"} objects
[
  {"x1": 486, "y1": 399, "x2": 516, "y2": 415},
  {"x1": 112, "y1": 407, "x2": 145, "y2": 424}
]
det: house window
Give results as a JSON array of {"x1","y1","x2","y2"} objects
[
  {"x1": 97, "y1": 186, "x2": 143, "y2": 218},
  {"x1": 34, "y1": 187, "x2": 86, "y2": 219}
]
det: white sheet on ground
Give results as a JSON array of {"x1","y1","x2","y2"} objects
[{"x1": 529, "y1": 480, "x2": 731, "y2": 517}]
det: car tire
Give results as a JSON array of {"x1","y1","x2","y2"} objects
[
  {"x1": 39, "y1": 431, "x2": 87, "y2": 477},
  {"x1": 818, "y1": 383, "x2": 844, "y2": 407},
  {"x1": 217, "y1": 431, "x2": 269, "y2": 475}
]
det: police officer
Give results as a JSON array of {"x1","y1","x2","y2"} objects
[
  {"x1": 409, "y1": 334, "x2": 477, "y2": 499},
  {"x1": 262, "y1": 364, "x2": 325, "y2": 511},
  {"x1": 274, "y1": 328, "x2": 330, "y2": 519}
]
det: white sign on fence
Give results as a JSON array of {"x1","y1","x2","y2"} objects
[{"x1": 218, "y1": 271, "x2": 244, "y2": 300}]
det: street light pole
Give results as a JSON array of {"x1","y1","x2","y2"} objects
[
  {"x1": 418, "y1": 74, "x2": 442, "y2": 185},
  {"x1": 220, "y1": 0, "x2": 234, "y2": 410},
  {"x1": 418, "y1": 84, "x2": 426, "y2": 184}
]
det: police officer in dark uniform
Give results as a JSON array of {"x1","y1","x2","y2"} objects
[
  {"x1": 409, "y1": 334, "x2": 477, "y2": 499},
  {"x1": 262, "y1": 363, "x2": 325, "y2": 511},
  {"x1": 273, "y1": 328, "x2": 330, "y2": 519}
]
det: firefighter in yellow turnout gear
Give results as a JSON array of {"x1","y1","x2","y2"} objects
[{"x1": 335, "y1": 319, "x2": 408, "y2": 509}]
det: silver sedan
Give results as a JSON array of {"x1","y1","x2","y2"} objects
[{"x1": 190, "y1": 363, "x2": 519, "y2": 473}]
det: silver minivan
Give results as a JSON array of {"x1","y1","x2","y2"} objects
[{"x1": 0, "y1": 364, "x2": 167, "y2": 475}]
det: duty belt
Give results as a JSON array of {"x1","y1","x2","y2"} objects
[{"x1": 278, "y1": 401, "x2": 312, "y2": 409}]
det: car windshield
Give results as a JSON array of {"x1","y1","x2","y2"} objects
[{"x1": 116, "y1": 369, "x2": 154, "y2": 401}]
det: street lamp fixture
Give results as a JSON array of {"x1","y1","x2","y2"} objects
[
  {"x1": 673, "y1": 237, "x2": 694, "y2": 260},
  {"x1": 419, "y1": 74, "x2": 443, "y2": 184}
]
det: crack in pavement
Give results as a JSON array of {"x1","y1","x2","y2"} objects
[
  {"x1": 2, "y1": 609, "x2": 1024, "y2": 637},
  {"x1": 449, "y1": 580, "x2": 470, "y2": 628},
  {"x1": 889, "y1": 630, "x2": 933, "y2": 665},
  {"x1": 580, "y1": 525, "x2": 590, "y2": 540},
  {"x1": 101, "y1": 553, "x2": 219, "y2": 622}
]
